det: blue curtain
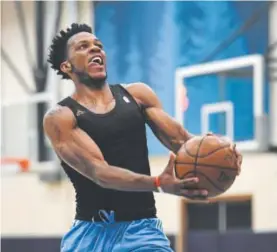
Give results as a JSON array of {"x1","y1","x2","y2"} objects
[{"x1": 95, "y1": 1, "x2": 269, "y2": 155}]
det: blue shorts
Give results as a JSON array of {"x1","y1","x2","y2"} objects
[{"x1": 61, "y1": 210, "x2": 173, "y2": 252}]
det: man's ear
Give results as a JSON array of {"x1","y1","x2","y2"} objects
[{"x1": 60, "y1": 61, "x2": 72, "y2": 74}]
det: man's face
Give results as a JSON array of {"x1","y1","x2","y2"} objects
[{"x1": 62, "y1": 32, "x2": 107, "y2": 85}]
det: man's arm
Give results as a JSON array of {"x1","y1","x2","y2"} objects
[
  {"x1": 126, "y1": 83, "x2": 194, "y2": 153},
  {"x1": 43, "y1": 105, "x2": 157, "y2": 191},
  {"x1": 43, "y1": 105, "x2": 202, "y2": 195},
  {"x1": 127, "y1": 83, "x2": 242, "y2": 175}
]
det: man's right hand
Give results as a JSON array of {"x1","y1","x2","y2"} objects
[{"x1": 158, "y1": 152, "x2": 209, "y2": 200}]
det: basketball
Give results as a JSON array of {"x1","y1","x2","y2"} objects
[{"x1": 175, "y1": 135, "x2": 238, "y2": 198}]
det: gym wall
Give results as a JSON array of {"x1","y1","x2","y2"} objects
[{"x1": 1, "y1": 153, "x2": 277, "y2": 236}]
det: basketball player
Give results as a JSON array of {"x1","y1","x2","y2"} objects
[{"x1": 44, "y1": 23, "x2": 242, "y2": 252}]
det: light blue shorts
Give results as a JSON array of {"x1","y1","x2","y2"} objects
[{"x1": 61, "y1": 210, "x2": 173, "y2": 252}]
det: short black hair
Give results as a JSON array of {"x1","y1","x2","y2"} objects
[{"x1": 48, "y1": 23, "x2": 93, "y2": 79}]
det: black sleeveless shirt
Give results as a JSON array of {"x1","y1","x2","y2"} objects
[{"x1": 58, "y1": 84, "x2": 156, "y2": 221}]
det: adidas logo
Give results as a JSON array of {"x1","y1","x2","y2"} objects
[{"x1": 76, "y1": 110, "x2": 85, "y2": 117}]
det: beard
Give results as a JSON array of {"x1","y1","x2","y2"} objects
[{"x1": 71, "y1": 64, "x2": 107, "y2": 89}]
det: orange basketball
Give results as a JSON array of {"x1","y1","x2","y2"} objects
[{"x1": 175, "y1": 135, "x2": 238, "y2": 198}]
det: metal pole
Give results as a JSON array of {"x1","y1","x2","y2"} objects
[
  {"x1": 35, "y1": 1, "x2": 48, "y2": 161},
  {"x1": 202, "y1": 2, "x2": 272, "y2": 63},
  {"x1": 269, "y1": 2, "x2": 277, "y2": 150},
  {"x1": 218, "y1": 74, "x2": 226, "y2": 136},
  {"x1": 77, "y1": 1, "x2": 93, "y2": 27},
  {"x1": 218, "y1": 202, "x2": 227, "y2": 233},
  {"x1": 91, "y1": 1, "x2": 95, "y2": 33}
]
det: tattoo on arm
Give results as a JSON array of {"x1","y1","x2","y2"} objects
[
  {"x1": 145, "y1": 118, "x2": 181, "y2": 153},
  {"x1": 53, "y1": 124, "x2": 61, "y2": 142},
  {"x1": 44, "y1": 104, "x2": 156, "y2": 191},
  {"x1": 59, "y1": 146, "x2": 95, "y2": 179},
  {"x1": 144, "y1": 109, "x2": 192, "y2": 153}
]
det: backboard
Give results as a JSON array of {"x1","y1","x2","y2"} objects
[{"x1": 175, "y1": 54, "x2": 267, "y2": 152}]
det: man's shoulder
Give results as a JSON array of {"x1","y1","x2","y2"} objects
[
  {"x1": 44, "y1": 104, "x2": 74, "y2": 123},
  {"x1": 120, "y1": 82, "x2": 154, "y2": 94},
  {"x1": 120, "y1": 82, "x2": 159, "y2": 108}
]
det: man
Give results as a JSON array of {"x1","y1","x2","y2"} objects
[{"x1": 44, "y1": 23, "x2": 242, "y2": 251}]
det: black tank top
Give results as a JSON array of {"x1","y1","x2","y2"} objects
[{"x1": 58, "y1": 84, "x2": 156, "y2": 221}]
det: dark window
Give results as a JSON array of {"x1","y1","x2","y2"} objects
[
  {"x1": 187, "y1": 203, "x2": 218, "y2": 231},
  {"x1": 187, "y1": 199, "x2": 252, "y2": 232},
  {"x1": 226, "y1": 200, "x2": 252, "y2": 230}
]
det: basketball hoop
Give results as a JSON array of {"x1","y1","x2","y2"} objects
[{"x1": 0, "y1": 157, "x2": 30, "y2": 175}]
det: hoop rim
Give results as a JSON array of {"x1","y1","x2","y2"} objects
[{"x1": 0, "y1": 157, "x2": 30, "y2": 172}]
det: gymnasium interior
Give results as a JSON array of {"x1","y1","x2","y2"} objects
[{"x1": 1, "y1": 1, "x2": 277, "y2": 252}]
